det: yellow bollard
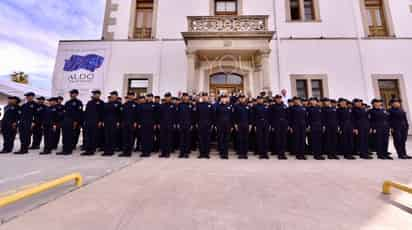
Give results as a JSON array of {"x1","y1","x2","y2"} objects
[
  {"x1": 0, "y1": 173, "x2": 83, "y2": 208},
  {"x1": 382, "y1": 181, "x2": 412, "y2": 195}
]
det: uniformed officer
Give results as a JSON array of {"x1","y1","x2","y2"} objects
[
  {"x1": 102, "y1": 91, "x2": 122, "y2": 156},
  {"x1": 369, "y1": 99, "x2": 392, "y2": 160},
  {"x1": 321, "y1": 98, "x2": 340, "y2": 160},
  {"x1": 288, "y1": 97, "x2": 307, "y2": 160},
  {"x1": 31, "y1": 96, "x2": 46, "y2": 149},
  {"x1": 269, "y1": 95, "x2": 289, "y2": 160},
  {"x1": 196, "y1": 93, "x2": 215, "y2": 159},
  {"x1": 307, "y1": 97, "x2": 325, "y2": 160},
  {"x1": 158, "y1": 92, "x2": 176, "y2": 158},
  {"x1": 52, "y1": 96, "x2": 65, "y2": 150},
  {"x1": 81, "y1": 90, "x2": 104, "y2": 156},
  {"x1": 15, "y1": 92, "x2": 37, "y2": 154},
  {"x1": 40, "y1": 98, "x2": 59, "y2": 155},
  {"x1": 215, "y1": 95, "x2": 233, "y2": 159},
  {"x1": 177, "y1": 93, "x2": 194, "y2": 158},
  {"x1": 153, "y1": 96, "x2": 161, "y2": 153},
  {"x1": 388, "y1": 98, "x2": 412, "y2": 159},
  {"x1": 120, "y1": 92, "x2": 138, "y2": 157},
  {"x1": 233, "y1": 95, "x2": 251, "y2": 159},
  {"x1": 253, "y1": 96, "x2": 270, "y2": 159},
  {"x1": 139, "y1": 93, "x2": 156, "y2": 157},
  {"x1": 337, "y1": 98, "x2": 356, "y2": 160},
  {"x1": 352, "y1": 99, "x2": 373, "y2": 159},
  {"x1": 0, "y1": 96, "x2": 20, "y2": 154},
  {"x1": 57, "y1": 89, "x2": 83, "y2": 155}
]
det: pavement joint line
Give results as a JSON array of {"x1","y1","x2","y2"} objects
[
  {"x1": 0, "y1": 157, "x2": 143, "y2": 225},
  {"x1": 0, "y1": 171, "x2": 42, "y2": 185}
]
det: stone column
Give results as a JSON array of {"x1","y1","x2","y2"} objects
[
  {"x1": 259, "y1": 49, "x2": 272, "y2": 93},
  {"x1": 186, "y1": 50, "x2": 197, "y2": 93}
]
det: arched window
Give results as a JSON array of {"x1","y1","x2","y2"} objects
[{"x1": 210, "y1": 73, "x2": 242, "y2": 85}]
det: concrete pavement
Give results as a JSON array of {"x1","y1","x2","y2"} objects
[{"x1": 0, "y1": 155, "x2": 411, "y2": 230}]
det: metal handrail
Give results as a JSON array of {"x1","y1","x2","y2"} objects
[
  {"x1": 382, "y1": 181, "x2": 412, "y2": 195},
  {"x1": 0, "y1": 173, "x2": 83, "y2": 208}
]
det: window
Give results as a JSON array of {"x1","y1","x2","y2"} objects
[
  {"x1": 291, "y1": 75, "x2": 327, "y2": 99},
  {"x1": 364, "y1": 0, "x2": 388, "y2": 36},
  {"x1": 215, "y1": 0, "x2": 237, "y2": 15},
  {"x1": 134, "y1": 0, "x2": 154, "y2": 39},
  {"x1": 287, "y1": 0, "x2": 319, "y2": 21},
  {"x1": 128, "y1": 79, "x2": 149, "y2": 96}
]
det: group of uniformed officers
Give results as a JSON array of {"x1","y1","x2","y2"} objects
[{"x1": 1, "y1": 89, "x2": 411, "y2": 160}]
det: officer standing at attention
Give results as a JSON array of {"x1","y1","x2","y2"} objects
[
  {"x1": 351, "y1": 99, "x2": 373, "y2": 159},
  {"x1": 81, "y1": 90, "x2": 104, "y2": 156},
  {"x1": 40, "y1": 98, "x2": 59, "y2": 155},
  {"x1": 196, "y1": 92, "x2": 215, "y2": 159},
  {"x1": 369, "y1": 99, "x2": 393, "y2": 160},
  {"x1": 139, "y1": 94, "x2": 156, "y2": 157},
  {"x1": 253, "y1": 96, "x2": 270, "y2": 159},
  {"x1": 153, "y1": 96, "x2": 161, "y2": 153},
  {"x1": 216, "y1": 95, "x2": 233, "y2": 159},
  {"x1": 337, "y1": 98, "x2": 356, "y2": 160},
  {"x1": 388, "y1": 98, "x2": 412, "y2": 159},
  {"x1": 158, "y1": 92, "x2": 176, "y2": 158},
  {"x1": 120, "y1": 92, "x2": 138, "y2": 157},
  {"x1": 233, "y1": 95, "x2": 251, "y2": 159},
  {"x1": 15, "y1": 92, "x2": 37, "y2": 154},
  {"x1": 0, "y1": 96, "x2": 21, "y2": 154},
  {"x1": 31, "y1": 96, "x2": 46, "y2": 149},
  {"x1": 288, "y1": 97, "x2": 307, "y2": 160},
  {"x1": 270, "y1": 95, "x2": 289, "y2": 160},
  {"x1": 53, "y1": 96, "x2": 65, "y2": 150},
  {"x1": 102, "y1": 91, "x2": 122, "y2": 156},
  {"x1": 307, "y1": 97, "x2": 325, "y2": 160},
  {"x1": 321, "y1": 98, "x2": 340, "y2": 160},
  {"x1": 57, "y1": 89, "x2": 83, "y2": 155},
  {"x1": 177, "y1": 93, "x2": 194, "y2": 158}
]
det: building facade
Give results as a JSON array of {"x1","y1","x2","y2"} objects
[{"x1": 53, "y1": 0, "x2": 412, "y2": 110}]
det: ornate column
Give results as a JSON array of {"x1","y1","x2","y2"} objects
[
  {"x1": 186, "y1": 49, "x2": 197, "y2": 93},
  {"x1": 259, "y1": 49, "x2": 272, "y2": 92}
]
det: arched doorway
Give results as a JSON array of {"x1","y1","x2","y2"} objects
[{"x1": 209, "y1": 72, "x2": 243, "y2": 95}]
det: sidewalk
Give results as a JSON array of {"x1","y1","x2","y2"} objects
[{"x1": 1, "y1": 155, "x2": 411, "y2": 230}]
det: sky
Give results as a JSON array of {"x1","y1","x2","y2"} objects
[{"x1": 0, "y1": 0, "x2": 105, "y2": 89}]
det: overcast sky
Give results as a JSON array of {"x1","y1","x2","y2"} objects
[{"x1": 0, "y1": 0, "x2": 105, "y2": 89}]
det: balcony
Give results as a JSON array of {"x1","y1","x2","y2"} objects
[{"x1": 182, "y1": 15, "x2": 274, "y2": 43}]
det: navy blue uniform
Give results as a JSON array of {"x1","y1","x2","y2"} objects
[
  {"x1": 53, "y1": 103, "x2": 64, "y2": 149},
  {"x1": 337, "y1": 107, "x2": 355, "y2": 158},
  {"x1": 83, "y1": 99, "x2": 104, "y2": 154},
  {"x1": 1, "y1": 104, "x2": 20, "y2": 153},
  {"x1": 234, "y1": 103, "x2": 251, "y2": 158},
  {"x1": 253, "y1": 103, "x2": 270, "y2": 158},
  {"x1": 307, "y1": 106, "x2": 323, "y2": 157},
  {"x1": 196, "y1": 102, "x2": 215, "y2": 158},
  {"x1": 322, "y1": 106, "x2": 339, "y2": 157},
  {"x1": 31, "y1": 103, "x2": 46, "y2": 149},
  {"x1": 18, "y1": 101, "x2": 37, "y2": 153},
  {"x1": 158, "y1": 102, "x2": 176, "y2": 157},
  {"x1": 352, "y1": 107, "x2": 370, "y2": 157},
  {"x1": 41, "y1": 105, "x2": 59, "y2": 153},
  {"x1": 103, "y1": 101, "x2": 122, "y2": 155},
  {"x1": 369, "y1": 108, "x2": 390, "y2": 158},
  {"x1": 177, "y1": 102, "x2": 195, "y2": 157},
  {"x1": 289, "y1": 105, "x2": 307, "y2": 158},
  {"x1": 121, "y1": 101, "x2": 138, "y2": 155},
  {"x1": 139, "y1": 102, "x2": 156, "y2": 156},
  {"x1": 153, "y1": 102, "x2": 161, "y2": 153},
  {"x1": 216, "y1": 103, "x2": 233, "y2": 159},
  {"x1": 389, "y1": 108, "x2": 409, "y2": 158},
  {"x1": 61, "y1": 99, "x2": 83, "y2": 154},
  {"x1": 270, "y1": 103, "x2": 289, "y2": 157}
]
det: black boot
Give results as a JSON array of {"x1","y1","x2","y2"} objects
[
  {"x1": 314, "y1": 155, "x2": 326, "y2": 160},
  {"x1": 278, "y1": 154, "x2": 288, "y2": 160},
  {"x1": 344, "y1": 154, "x2": 356, "y2": 160}
]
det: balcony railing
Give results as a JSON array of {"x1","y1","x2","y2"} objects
[
  {"x1": 133, "y1": 28, "x2": 152, "y2": 39},
  {"x1": 187, "y1": 15, "x2": 269, "y2": 33}
]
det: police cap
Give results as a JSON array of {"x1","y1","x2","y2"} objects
[
  {"x1": 371, "y1": 98, "x2": 383, "y2": 104},
  {"x1": 110, "y1": 91, "x2": 118, "y2": 96},
  {"x1": 70, "y1": 89, "x2": 79, "y2": 95},
  {"x1": 390, "y1": 98, "x2": 402, "y2": 104},
  {"x1": 274, "y1": 94, "x2": 282, "y2": 99},
  {"x1": 309, "y1": 97, "x2": 319, "y2": 102},
  {"x1": 37, "y1": 96, "x2": 45, "y2": 101},
  {"x1": 352, "y1": 98, "x2": 362, "y2": 103},
  {"x1": 92, "y1": 90, "x2": 101, "y2": 95},
  {"x1": 164, "y1": 92, "x2": 172, "y2": 97},
  {"x1": 292, "y1": 96, "x2": 301, "y2": 101},
  {"x1": 24, "y1": 92, "x2": 35, "y2": 97},
  {"x1": 146, "y1": 93, "x2": 154, "y2": 97}
]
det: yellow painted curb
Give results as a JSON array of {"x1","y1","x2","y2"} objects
[
  {"x1": 0, "y1": 173, "x2": 83, "y2": 208},
  {"x1": 382, "y1": 181, "x2": 412, "y2": 195}
]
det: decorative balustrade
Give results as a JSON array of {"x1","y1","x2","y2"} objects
[{"x1": 187, "y1": 15, "x2": 269, "y2": 33}]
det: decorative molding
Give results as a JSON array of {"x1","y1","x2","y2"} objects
[
  {"x1": 187, "y1": 15, "x2": 269, "y2": 33},
  {"x1": 410, "y1": 5, "x2": 412, "y2": 13},
  {"x1": 110, "y1": 3, "x2": 119, "y2": 11}
]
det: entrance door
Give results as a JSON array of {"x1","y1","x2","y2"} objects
[
  {"x1": 210, "y1": 73, "x2": 243, "y2": 95},
  {"x1": 378, "y1": 79, "x2": 401, "y2": 108},
  {"x1": 128, "y1": 79, "x2": 149, "y2": 96}
]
